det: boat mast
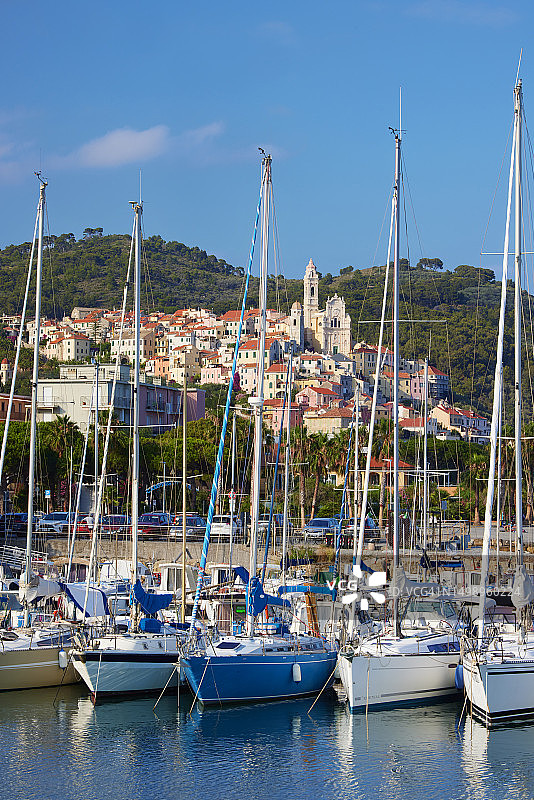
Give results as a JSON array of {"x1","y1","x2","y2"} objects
[
  {"x1": 352, "y1": 387, "x2": 360, "y2": 563},
  {"x1": 477, "y1": 86, "x2": 515, "y2": 644},
  {"x1": 228, "y1": 412, "x2": 237, "y2": 577},
  {"x1": 281, "y1": 348, "x2": 293, "y2": 587},
  {"x1": 392, "y1": 129, "x2": 401, "y2": 637},
  {"x1": 514, "y1": 79, "x2": 524, "y2": 566},
  {"x1": 423, "y1": 357, "x2": 428, "y2": 551},
  {"x1": 24, "y1": 175, "x2": 46, "y2": 625},
  {"x1": 181, "y1": 376, "x2": 187, "y2": 624},
  {"x1": 247, "y1": 153, "x2": 271, "y2": 635},
  {"x1": 131, "y1": 199, "x2": 142, "y2": 627},
  {"x1": 94, "y1": 360, "x2": 99, "y2": 522}
]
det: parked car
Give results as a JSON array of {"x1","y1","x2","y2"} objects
[
  {"x1": 102, "y1": 514, "x2": 130, "y2": 534},
  {"x1": 77, "y1": 514, "x2": 130, "y2": 535},
  {"x1": 258, "y1": 513, "x2": 292, "y2": 538},
  {"x1": 303, "y1": 517, "x2": 338, "y2": 540},
  {"x1": 138, "y1": 512, "x2": 176, "y2": 537},
  {"x1": 170, "y1": 514, "x2": 207, "y2": 540},
  {"x1": 37, "y1": 512, "x2": 76, "y2": 535},
  {"x1": 0, "y1": 513, "x2": 29, "y2": 536},
  {"x1": 211, "y1": 514, "x2": 241, "y2": 539}
]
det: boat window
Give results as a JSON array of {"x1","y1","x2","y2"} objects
[
  {"x1": 442, "y1": 601, "x2": 456, "y2": 619},
  {"x1": 216, "y1": 641, "x2": 240, "y2": 649}
]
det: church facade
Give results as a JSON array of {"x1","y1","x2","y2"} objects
[{"x1": 298, "y1": 258, "x2": 351, "y2": 356}]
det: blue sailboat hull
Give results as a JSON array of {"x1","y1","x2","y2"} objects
[{"x1": 181, "y1": 649, "x2": 338, "y2": 705}]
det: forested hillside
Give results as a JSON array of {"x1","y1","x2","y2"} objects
[{"x1": 0, "y1": 231, "x2": 524, "y2": 415}]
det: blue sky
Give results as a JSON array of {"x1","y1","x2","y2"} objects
[{"x1": 0, "y1": 0, "x2": 531, "y2": 280}]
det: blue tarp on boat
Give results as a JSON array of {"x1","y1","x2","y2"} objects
[
  {"x1": 59, "y1": 582, "x2": 110, "y2": 618},
  {"x1": 133, "y1": 580, "x2": 172, "y2": 616},
  {"x1": 233, "y1": 566, "x2": 250, "y2": 585}
]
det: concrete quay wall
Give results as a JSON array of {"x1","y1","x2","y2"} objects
[{"x1": 33, "y1": 537, "x2": 534, "y2": 577}]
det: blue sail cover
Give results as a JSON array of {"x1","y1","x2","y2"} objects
[
  {"x1": 133, "y1": 580, "x2": 172, "y2": 616},
  {"x1": 242, "y1": 575, "x2": 289, "y2": 615},
  {"x1": 248, "y1": 577, "x2": 267, "y2": 615},
  {"x1": 233, "y1": 566, "x2": 250, "y2": 585}
]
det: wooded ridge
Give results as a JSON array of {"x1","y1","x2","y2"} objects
[{"x1": 0, "y1": 231, "x2": 526, "y2": 414}]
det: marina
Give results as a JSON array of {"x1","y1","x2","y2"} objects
[
  {"x1": 4, "y1": 4, "x2": 534, "y2": 799},
  {"x1": 0, "y1": 687, "x2": 533, "y2": 800}
]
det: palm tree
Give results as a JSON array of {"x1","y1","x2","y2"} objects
[
  {"x1": 39, "y1": 415, "x2": 80, "y2": 510},
  {"x1": 322, "y1": 429, "x2": 350, "y2": 517},
  {"x1": 308, "y1": 432, "x2": 329, "y2": 520},
  {"x1": 372, "y1": 418, "x2": 392, "y2": 530},
  {"x1": 467, "y1": 449, "x2": 489, "y2": 526},
  {"x1": 42, "y1": 415, "x2": 78, "y2": 462},
  {"x1": 291, "y1": 424, "x2": 309, "y2": 527}
]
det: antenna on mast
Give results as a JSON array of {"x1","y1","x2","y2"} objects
[
  {"x1": 516, "y1": 49, "x2": 523, "y2": 86},
  {"x1": 399, "y1": 86, "x2": 402, "y2": 141}
]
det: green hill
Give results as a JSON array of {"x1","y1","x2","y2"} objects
[{"x1": 0, "y1": 232, "x2": 523, "y2": 415}]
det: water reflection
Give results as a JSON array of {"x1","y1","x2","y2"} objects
[
  {"x1": 0, "y1": 687, "x2": 534, "y2": 800},
  {"x1": 461, "y1": 714, "x2": 534, "y2": 799}
]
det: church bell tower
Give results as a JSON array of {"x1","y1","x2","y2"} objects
[{"x1": 303, "y1": 258, "x2": 319, "y2": 329}]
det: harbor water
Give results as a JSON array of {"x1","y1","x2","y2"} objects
[{"x1": 1, "y1": 686, "x2": 534, "y2": 800}]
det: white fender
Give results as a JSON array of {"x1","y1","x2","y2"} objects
[
  {"x1": 58, "y1": 649, "x2": 68, "y2": 670},
  {"x1": 292, "y1": 662, "x2": 302, "y2": 683}
]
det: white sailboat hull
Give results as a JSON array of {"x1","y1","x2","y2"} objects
[
  {"x1": 463, "y1": 642, "x2": 534, "y2": 726},
  {"x1": 71, "y1": 634, "x2": 184, "y2": 701},
  {"x1": 338, "y1": 635, "x2": 460, "y2": 712}
]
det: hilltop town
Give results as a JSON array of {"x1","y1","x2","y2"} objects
[{"x1": 0, "y1": 258, "x2": 489, "y2": 444}]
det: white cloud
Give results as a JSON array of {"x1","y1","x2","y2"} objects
[
  {"x1": 0, "y1": 117, "x2": 275, "y2": 181},
  {"x1": 61, "y1": 125, "x2": 171, "y2": 168},
  {"x1": 50, "y1": 122, "x2": 225, "y2": 170},
  {"x1": 174, "y1": 121, "x2": 225, "y2": 153},
  {"x1": 405, "y1": 0, "x2": 518, "y2": 26}
]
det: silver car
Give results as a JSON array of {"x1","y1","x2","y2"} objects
[
  {"x1": 37, "y1": 512, "x2": 76, "y2": 534},
  {"x1": 303, "y1": 517, "x2": 338, "y2": 540}
]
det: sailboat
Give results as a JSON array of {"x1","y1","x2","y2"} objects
[
  {"x1": 71, "y1": 200, "x2": 190, "y2": 702},
  {"x1": 338, "y1": 127, "x2": 461, "y2": 712},
  {"x1": 0, "y1": 175, "x2": 78, "y2": 691},
  {"x1": 180, "y1": 153, "x2": 338, "y2": 705},
  {"x1": 462, "y1": 77, "x2": 534, "y2": 727}
]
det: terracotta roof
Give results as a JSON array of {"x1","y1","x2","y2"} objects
[
  {"x1": 220, "y1": 310, "x2": 241, "y2": 322},
  {"x1": 301, "y1": 386, "x2": 337, "y2": 396},
  {"x1": 266, "y1": 362, "x2": 288, "y2": 373},
  {"x1": 306, "y1": 407, "x2": 354, "y2": 419}
]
